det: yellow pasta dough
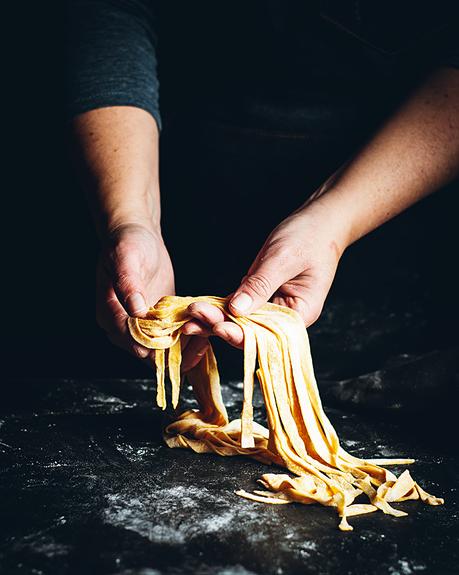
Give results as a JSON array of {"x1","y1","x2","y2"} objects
[{"x1": 128, "y1": 295, "x2": 443, "y2": 531}]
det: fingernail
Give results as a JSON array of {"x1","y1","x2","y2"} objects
[
  {"x1": 230, "y1": 292, "x2": 252, "y2": 313},
  {"x1": 126, "y1": 292, "x2": 147, "y2": 315}
]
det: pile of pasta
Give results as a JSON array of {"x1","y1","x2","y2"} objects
[{"x1": 128, "y1": 295, "x2": 443, "y2": 531}]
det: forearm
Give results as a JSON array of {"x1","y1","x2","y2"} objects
[
  {"x1": 308, "y1": 67, "x2": 459, "y2": 251},
  {"x1": 72, "y1": 106, "x2": 160, "y2": 237}
]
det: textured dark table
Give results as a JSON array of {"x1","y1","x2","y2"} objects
[{"x1": 0, "y1": 376, "x2": 457, "y2": 575}]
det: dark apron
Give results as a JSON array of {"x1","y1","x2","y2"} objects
[{"x1": 159, "y1": 1, "x2": 459, "y2": 388}]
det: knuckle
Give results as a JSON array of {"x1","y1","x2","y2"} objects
[
  {"x1": 266, "y1": 243, "x2": 293, "y2": 265},
  {"x1": 245, "y1": 273, "x2": 273, "y2": 298},
  {"x1": 114, "y1": 271, "x2": 133, "y2": 295},
  {"x1": 258, "y1": 240, "x2": 306, "y2": 280},
  {"x1": 280, "y1": 244, "x2": 307, "y2": 270}
]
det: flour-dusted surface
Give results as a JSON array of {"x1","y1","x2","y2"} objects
[{"x1": 0, "y1": 378, "x2": 457, "y2": 575}]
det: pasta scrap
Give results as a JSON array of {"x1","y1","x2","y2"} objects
[{"x1": 128, "y1": 295, "x2": 443, "y2": 531}]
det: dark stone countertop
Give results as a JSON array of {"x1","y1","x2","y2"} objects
[{"x1": 0, "y1": 378, "x2": 457, "y2": 575}]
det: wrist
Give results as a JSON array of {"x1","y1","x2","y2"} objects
[
  {"x1": 100, "y1": 183, "x2": 162, "y2": 239},
  {"x1": 296, "y1": 191, "x2": 354, "y2": 259},
  {"x1": 107, "y1": 219, "x2": 161, "y2": 242},
  {"x1": 106, "y1": 212, "x2": 160, "y2": 237}
]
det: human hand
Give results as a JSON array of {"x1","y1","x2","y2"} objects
[
  {"x1": 182, "y1": 201, "x2": 349, "y2": 348},
  {"x1": 97, "y1": 223, "x2": 210, "y2": 369},
  {"x1": 96, "y1": 223, "x2": 176, "y2": 359}
]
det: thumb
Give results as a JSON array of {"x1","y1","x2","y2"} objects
[
  {"x1": 229, "y1": 248, "x2": 301, "y2": 316},
  {"x1": 112, "y1": 267, "x2": 149, "y2": 317}
]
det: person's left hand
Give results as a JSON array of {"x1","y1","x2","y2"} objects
[{"x1": 181, "y1": 201, "x2": 349, "y2": 354}]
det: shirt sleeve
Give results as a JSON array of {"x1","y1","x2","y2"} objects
[{"x1": 66, "y1": 0, "x2": 161, "y2": 129}]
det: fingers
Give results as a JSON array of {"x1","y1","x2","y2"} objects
[
  {"x1": 96, "y1": 226, "x2": 177, "y2": 363},
  {"x1": 96, "y1": 263, "x2": 151, "y2": 359},
  {"x1": 182, "y1": 320, "x2": 213, "y2": 337},
  {"x1": 107, "y1": 331, "x2": 151, "y2": 359},
  {"x1": 123, "y1": 291, "x2": 148, "y2": 316},
  {"x1": 229, "y1": 243, "x2": 304, "y2": 317},
  {"x1": 272, "y1": 293, "x2": 323, "y2": 328},
  {"x1": 188, "y1": 301, "x2": 227, "y2": 325},
  {"x1": 111, "y1": 262, "x2": 148, "y2": 317},
  {"x1": 212, "y1": 321, "x2": 244, "y2": 348},
  {"x1": 103, "y1": 298, "x2": 150, "y2": 359},
  {"x1": 181, "y1": 336, "x2": 210, "y2": 372},
  {"x1": 106, "y1": 236, "x2": 150, "y2": 317},
  {"x1": 142, "y1": 350, "x2": 156, "y2": 368},
  {"x1": 183, "y1": 302, "x2": 244, "y2": 349}
]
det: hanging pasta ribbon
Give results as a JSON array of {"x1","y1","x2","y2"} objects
[{"x1": 128, "y1": 295, "x2": 443, "y2": 531}]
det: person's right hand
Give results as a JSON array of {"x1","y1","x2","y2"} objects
[
  {"x1": 97, "y1": 222, "x2": 211, "y2": 372},
  {"x1": 96, "y1": 223, "x2": 176, "y2": 359}
]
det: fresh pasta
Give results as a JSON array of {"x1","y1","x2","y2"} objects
[{"x1": 128, "y1": 295, "x2": 443, "y2": 531}]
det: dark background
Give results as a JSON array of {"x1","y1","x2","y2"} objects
[
  {"x1": 4, "y1": 1, "x2": 459, "y2": 383},
  {"x1": 1, "y1": 4, "x2": 458, "y2": 574}
]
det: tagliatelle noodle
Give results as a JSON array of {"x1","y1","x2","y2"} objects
[{"x1": 128, "y1": 295, "x2": 443, "y2": 531}]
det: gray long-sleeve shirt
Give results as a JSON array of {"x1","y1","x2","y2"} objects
[{"x1": 66, "y1": 1, "x2": 459, "y2": 131}]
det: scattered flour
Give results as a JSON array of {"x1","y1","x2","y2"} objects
[
  {"x1": 376, "y1": 445, "x2": 401, "y2": 457},
  {"x1": 87, "y1": 394, "x2": 137, "y2": 412},
  {"x1": 292, "y1": 539, "x2": 318, "y2": 559},
  {"x1": 113, "y1": 570, "x2": 161, "y2": 575},
  {"x1": 343, "y1": 439, "x2": 359, "y2": 447},
  {"x1": 298, "y1": 541, "x2": 317, "y2": 551},
  {"x1": 115, "y1": 444, "x2": 162, "y2": 462},
  {"x1": 33, "y1": 540, "x2": 70, "y2": 558},
  {"x1": 215, "y1": 567, "x2": 258, "y2": 575},
  {"x1": 389, "y1": 559, "x2": 427, "y2": 574},
  {"x1": 104, "y1": 485, "x2": 263, "y2": 546}
]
